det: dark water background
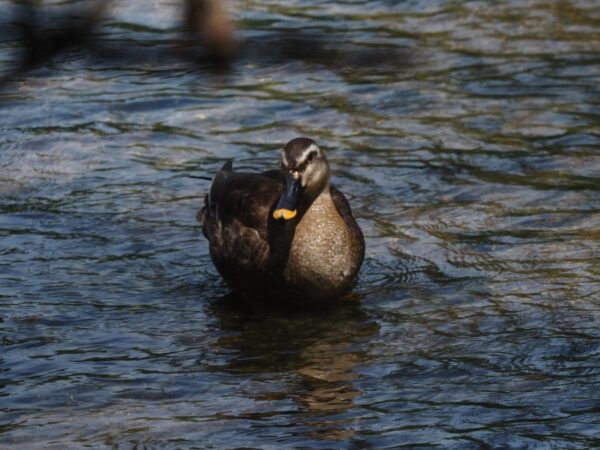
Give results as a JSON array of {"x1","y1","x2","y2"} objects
[{"x1": 1, "y1": 0, "x2": 599, "y2": 448}]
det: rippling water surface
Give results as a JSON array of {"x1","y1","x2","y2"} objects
[{"x1": 1, "y1": 0, "x2": 600, "y2": 447}]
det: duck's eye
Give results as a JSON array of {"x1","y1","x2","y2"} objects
[
  {"x1": 306, "y1": 151, "x2": 317, "y2": 162},
  {"x1": 295, "y1": 161, "x2": 307, "y2": 172}
]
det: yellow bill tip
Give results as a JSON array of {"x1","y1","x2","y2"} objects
[{"x1": 273, "y1": 208, "x2": 297, "y2": 220}]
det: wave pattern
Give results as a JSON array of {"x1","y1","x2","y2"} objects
[{"x1": 1, "y1": 0, "x2": 599, "y2": 448}]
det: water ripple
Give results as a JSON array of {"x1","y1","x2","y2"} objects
[{"x1": 1, "y1": 0, "x2": 600, "y2": 448}]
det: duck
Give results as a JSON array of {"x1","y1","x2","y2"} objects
[{"x1": 198, "y1": 137, "x2": 365, "y2": 305}]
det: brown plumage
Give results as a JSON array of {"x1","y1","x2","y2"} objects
[{"x1": 198, "y1": 138, "x2": 365, "y2": 305}]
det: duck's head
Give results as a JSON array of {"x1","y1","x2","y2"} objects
[{"x1": 273, "y1": 137, "x2": 330, "y2": 221}]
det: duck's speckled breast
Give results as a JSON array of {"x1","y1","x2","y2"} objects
[{"x1": 283, "y1": 191, "x2": 363, "y2": 300}]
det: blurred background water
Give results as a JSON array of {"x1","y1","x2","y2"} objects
[{"x1": 1, "y1": 0, "x2": 599, "y2": 448}]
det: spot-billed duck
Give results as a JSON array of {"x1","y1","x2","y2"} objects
[{"x1": 198, "y1": 137, "x2": 364, "y2": 305}]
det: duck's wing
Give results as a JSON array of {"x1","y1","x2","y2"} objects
[
  {"x1": 331, "y1": 185, "x2": 365, "y2": 256},
  {"x1": 215, "y1": 171, "x2": 282, "y2": 232},
  {"x1": 208, "y1": 160, "x2": 233, "y2": 213},
  {"x1": 199, "y1": 163, "x2": 284, "y2": 259},
  {"x1": 206, "y1": 168, "x2": 286, "y2": 280},
  {"x1": 197, "y1": 161, "x2": 234, "y2": 235},
  {"x1": 330, "y1": 185, "x2": 352, "y2": 217}
]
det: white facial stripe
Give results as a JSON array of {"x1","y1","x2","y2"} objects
[{"x1": 298, "y1": 143, "x2": 320, "y2": 165}]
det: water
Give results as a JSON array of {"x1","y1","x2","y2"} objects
[{"x1": 1, "y1": 0, "x2": 599, "y2": 447}]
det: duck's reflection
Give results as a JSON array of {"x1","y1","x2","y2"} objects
[{"x1": 207, "y1": 293, "x2": 378, "y2": 441}]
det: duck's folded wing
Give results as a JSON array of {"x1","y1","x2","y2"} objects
[
  {"x1": 331, "y1": 185, "x2": 365, "y2": 251},
  {"x1": 330, "y1": 185, "x2": 353, "y2": 217},
  {"x1": 203, "y1": 172, "x2": 284, "y2": 274},
  {"x1": 216, "y1": 173, "x2": 282, "y2": 232}
]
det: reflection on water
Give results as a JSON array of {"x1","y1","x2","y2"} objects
[
  {"x1": 206, "y1": 294, "x2": 376, "y2": 441},
  {"x1": 1, "y1": 0, "x2": 600, "y2": 448}
]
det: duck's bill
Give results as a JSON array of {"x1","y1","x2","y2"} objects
[
  {"x1": 273, "y1": 208, "x2": 297, "y2": 220},
  {"x1": 273, "y1": 174, "x2": 302, "y2": 221}
]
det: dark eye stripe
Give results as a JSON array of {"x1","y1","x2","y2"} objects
[
  {"x1": 296, "y1": 151, "x2": 317, "y2": 171},
  {"x1": 284, "y1": 150, "x2": 319, "y2": 172},
  {"x1": 296, "y1": 160, "x2": 309, "y2": 172}
]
